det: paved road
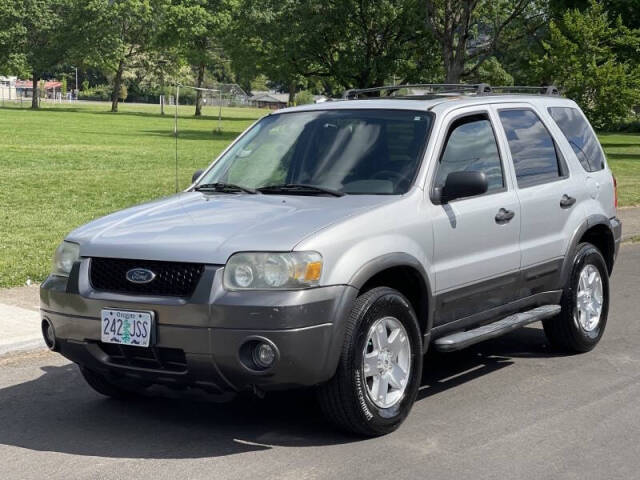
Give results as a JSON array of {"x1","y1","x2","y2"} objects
[{"x1": 1, "y1": 245, "x2": 640, "y2": 480}]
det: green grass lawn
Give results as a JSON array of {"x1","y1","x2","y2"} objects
[
  {"x1": 0, "y1": 101, "x2": 269, "y2": 287},
  {"x1": 598, "y1": 133, "x2": 640, "y2": 207},
  {"x1": 0, "y1": 102, "x2": 638, "y2": 288}
]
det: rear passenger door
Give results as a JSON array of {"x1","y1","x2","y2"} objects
[
  {"x1": 430, "y1": 109, "x2": 521, "y2": 325},
  {"x1": 495, "y1": 105, "x2": 585, "y2": 296}
]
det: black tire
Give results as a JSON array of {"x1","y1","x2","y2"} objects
[
  {"x1": 317, "y1": 287, "x2": 423, "y2": 437},
  {"x1": 80, "y1": 367, "x2": 142, "y2": 400},
  {"x1": 543, "y1": 242, "x2": 609, "y2": 353}
]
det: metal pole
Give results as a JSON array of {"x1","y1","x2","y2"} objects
[
  {"x1": 218, "y1": 90, "x2": 222, "y2": 132},
  {"x1": 75, "y1": 67, "x2": 78, "y2": 101},
  {"x1": 174, "y1": 85, "x2": 180, "y2": 193}
]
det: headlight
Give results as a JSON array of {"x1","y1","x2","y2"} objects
[
  {"x1": 52, "y1": 241, "x2": 80, "y2": 277},
  {"x1": 224, "y1": 252, "x2": 323, "y2": 290}
]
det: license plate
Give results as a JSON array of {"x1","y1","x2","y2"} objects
[{"x1": 101, "y1": 309, "x2": 154, "y2": 347}]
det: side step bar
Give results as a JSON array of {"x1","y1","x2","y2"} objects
[{"x1": 433, "y1": 305, "x2": 561, "y2": 352}]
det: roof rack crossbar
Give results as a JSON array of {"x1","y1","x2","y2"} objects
[{"x1": 341, "y1": 83, "x2": 560, "y2": 99}]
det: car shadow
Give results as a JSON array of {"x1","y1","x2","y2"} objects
[
  {"x1": 0, "y1": 326, "x2": 562, "y2": 459},
  {"x1": 418, "y1": 326, "x2": 565, "y2": 401}
]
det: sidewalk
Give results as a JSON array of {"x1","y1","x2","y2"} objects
[
  {"x1": 0, "y1": 286, "x2": 43, "y2": 355},
  {"x1": 0, "y1": 207, "x2": 639, "y2": 357},
  {"x1": 619, "y1": 206, "x2": 640, "y2": 242},
  {"x1": 0, "y1": 303, "x2": 44, "y2": 355}
]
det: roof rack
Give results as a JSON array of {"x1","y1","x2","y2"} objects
[{"x1": 341, "y1": 83, "x2": 560, "y2": 100}]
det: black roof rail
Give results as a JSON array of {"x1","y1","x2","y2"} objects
[
  {"x1": 341, "y1": 83, "x2": 560, "y2": 100},
  {"x1": 342, "y1": 83, "x2": 492, "y2": 99}
]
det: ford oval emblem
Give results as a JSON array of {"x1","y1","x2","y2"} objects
[{"x1": 126, "y1": 268, "x2": 156, "y2": 284}]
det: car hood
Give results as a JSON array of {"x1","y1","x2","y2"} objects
[{"x1": 68, "y1": 192, "x2": 394, "y2": 264}]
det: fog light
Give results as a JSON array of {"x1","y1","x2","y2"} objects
[{"x1": 253, "y1": 342, "x2": 276, "y2": 369}]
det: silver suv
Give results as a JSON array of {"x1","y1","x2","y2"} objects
[{"x1": 41, "y1": 84, "x2": 621, "y2": 436}]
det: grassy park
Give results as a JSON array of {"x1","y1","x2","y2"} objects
[
  {"x1": 0, "y1": 102, "x2": 639, "y2": 288},
  {"x1": 0, "y1": 102, "x2": 269, "y2": 287}
]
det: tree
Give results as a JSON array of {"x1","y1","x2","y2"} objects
[
  {"x1": 73, "y1": 0, "x2": 168, "y2": 112},
  {"x1": 227, "y1": 0, "x2": 439, "y2": 99},
  {"x1": 294, "y1": 90, "x2": 314, "y2": 105},
  {"x1": 534, "y1": 0, "x2": 640, "y2": 128},
  {"x1": 551, "y1": 0, "x2": 640, "y2": 29},
  {"x1": 0, "y1": 0, "x2": 72, "y2": 109},
  {"x1": 305, "y1": 0, "x2": 440, "y2": 90},
  {"x1": 163, "y1": 0, "x2": 229, "y2": 116},
  {"x1": 425, "y1": 0, "x2": 544, "y2": 83}
]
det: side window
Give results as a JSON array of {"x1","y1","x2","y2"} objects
[
  {"x1": 498, "y1": 109, "x2": 562, "y2": 187},
  {"x1": 548, "y1": 107, "x2": 605, "y2": 172},
  {"x1": 434, "y1": 114, "x2": 504, "y2": 194}
]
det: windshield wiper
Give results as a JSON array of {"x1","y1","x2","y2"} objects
[
  {"x1": 257, "y1": 183, "x2": 345, "y2": 197},
  {"x1": 194, "y1": 182, "x2": 257, "y2": 194}
]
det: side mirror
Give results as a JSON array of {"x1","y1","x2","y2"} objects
[
  {"x1": 192, "y1": 169, "x2": 205, "y2": 184},
  {"x1": 437, "y1": 171, "x2": 488, "y2": 204}
]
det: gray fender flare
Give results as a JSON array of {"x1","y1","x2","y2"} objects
[
  {"x1": 348, "y1": 252, "x2": 434, "y2": 351},
  {"x1": 560, "y1": 214, "x2": 615, "y2": 288}
]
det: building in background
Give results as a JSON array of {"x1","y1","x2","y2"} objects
[
  {"x1": 0, "y1": 76, "x2": 17, "y2": 100},
  {"x1": 249, "y1": 91, "x2": 290, "y2": 109},
  {"x1": 15, "y1": 80, "x2": 62, "y2": 99}
]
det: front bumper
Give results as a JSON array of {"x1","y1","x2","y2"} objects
[{"x1": 40, "y1": 259, "x2": 357, "y2": 393}]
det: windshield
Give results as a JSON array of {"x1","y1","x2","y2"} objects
[{"x1": 197, "y1": 109, "x2": 433, "y2": 195}]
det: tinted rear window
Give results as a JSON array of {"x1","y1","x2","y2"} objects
[
  {"x1": 498, "y1": 109, "x2": 561, "y2": 187},
  {"x1": 548, "y1": 107, "x2": 605, "y2": 172}
]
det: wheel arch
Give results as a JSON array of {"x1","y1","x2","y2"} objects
[
  {"x1": 561, "y1": 215, "x2": 616, "y2": 286},
  {"x1": 349, "y1": 253, "x2": 434, "y2": 348}
]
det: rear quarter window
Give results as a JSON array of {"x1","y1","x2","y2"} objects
[
  {"x1": 548, "y1": 107, "x2": 605, "y2": 172},
  {"x1": 498, "y1": 109, "x2": 563, "y2": 188}
]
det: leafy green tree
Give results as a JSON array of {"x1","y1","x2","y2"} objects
[
  {"x1": 163, "y1": 0, "x2": 229, "y2": 116},
  {"x1": 71, "y1": 0, "x2": 168, "y2": 112},
  {"x1": 226, "y1": 0, "x2": 439, "y2": 100},
  {"x1": 551, "y1": 0, "x2": 640, "y2": 30},
  {"x1": 534, "y1": 0, "x2": 640, "y2": 128},
  {"x1": 294, "y1": 90, "x2": 314, "y2": 105},
  {"x1": 0, "y1": 0, "x2": 72, "y2": 108},
  {"x1": 425, "y1": 0, "x2": 546, "y2": 83}
]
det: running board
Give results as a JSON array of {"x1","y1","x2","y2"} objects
[{"x1": 433, "y1": 305, "x2": 561, "y2": 352}]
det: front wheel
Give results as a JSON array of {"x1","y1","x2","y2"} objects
[{"x1": 317, "y1": 287, "x2": 423, "y2": 436}]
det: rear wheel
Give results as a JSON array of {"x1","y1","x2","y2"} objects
[
  {"x1": 543, "y1": 242, "x2": 609, "y2": 353},
  {"x1": 317, "y1": 287, "x2": 423, "y2": 436}
]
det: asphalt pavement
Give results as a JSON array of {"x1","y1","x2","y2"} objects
[{"x1": 1, "y1": 244, "x2": 640, "y2": 480}]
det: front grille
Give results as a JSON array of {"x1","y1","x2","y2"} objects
[
  {"x1": 98, "y1": 342, "x2": 187, "y2": 372},
  {"x1": 90, "y1": 257, "x2": 204, "y2": 297}
]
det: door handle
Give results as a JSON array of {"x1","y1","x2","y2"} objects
[
  {"x1": 560, "y1": 194, "x2": 576, "y2": 208},
  {"x1": 495, "y1": 208, "x2": 515, "y2": 224}
]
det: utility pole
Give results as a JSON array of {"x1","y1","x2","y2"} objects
[
  {"x1": 70, "y1": 66, "x2": 78, "y2": 100},
  {"x1": 158, "y1": 59, "x2": 168, "y2": 115}
]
